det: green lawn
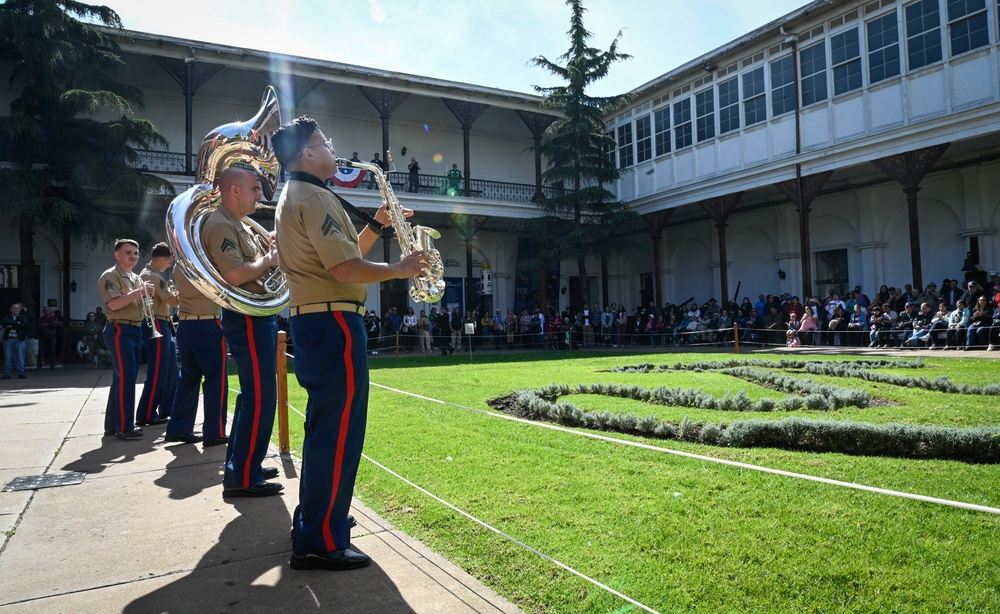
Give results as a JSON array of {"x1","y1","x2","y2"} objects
[{"x1": 245, "y1": 350, "x2": 1000, "y2": 613}]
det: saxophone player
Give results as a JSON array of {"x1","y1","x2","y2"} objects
[
  {"x1": 135, "y1": 242, "x2": 179, "y2": 427},
  {"x1": 203, "y1": 163, "x2": 282, "y2": 498},
  {"x1": 272, "y1": 117, "x2": 426, "y2": 571}
]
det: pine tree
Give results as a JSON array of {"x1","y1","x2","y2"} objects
[
  {"x1": 521, "y1": 0, "x2": 643, "y2": 310},
  {"x1": 0, "y1": 0, "x2": 171, "y2": 320}
]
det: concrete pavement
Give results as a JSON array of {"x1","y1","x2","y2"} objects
[{"x1": 0, "y1": 365, "x2": 523, "y2": 614}]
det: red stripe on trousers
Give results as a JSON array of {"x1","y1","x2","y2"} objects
[
  {"x1": 217, "y1": 319, "x2": 226, "y2": 436},
  {"x1": 323, "y1": 311, "x2": 355, "y2": 552},
  {"x1": 143, "y1": 321, "x2": 162, "y2": 420},
  {"x1": 113, "y1": 324, "x2": 125, "y2": 430},
  {"x1": 243, "y1": 315, "x2": 263, "y2": 488}
]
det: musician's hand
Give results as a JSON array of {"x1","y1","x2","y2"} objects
[
  {"x1": 397, "y1": 250, "x2": 428, "y2": 278},
  {"x1": 142, "y1": 282, "x2": 156, "y2": 294}
]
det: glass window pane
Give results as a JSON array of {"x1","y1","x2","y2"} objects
[
  {"x1": 673, "y1": 99, "x2": 692, "y2": 149},
  {"x1": 695, "y1": 89, "x2": 715, "y2": 141},
  {"x1": 742, "y1": 67, "x2": 766, "y2": 126},
  {"x1": 800, "y1": 42, "x2": 828, "y2": 106},
  {"x1": 654, "y1": 107, "x2": 671, "y2": 156},
  {"x1": 770, "y1": 56, "x2": 795, "y2": 116},
  {"x1": 906, "y1": 0, "x2": 943, "y2": 70},
  {"x1": 867, "y1": 13, "x2": 901, "y2": 83},
  {"x1": 636, "y1": 115, "x2": 652, "y2": 163},
  {"x1": 617, "y1": 124, "x2": 634, "y2": 168}
]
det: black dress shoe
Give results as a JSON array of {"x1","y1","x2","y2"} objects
[
  {"x1": 290, "y1": 548, "x2": 371, "y2": 571},
  {"x1": 115, "y1": 430, "x2": 144, "y2": 440},
  {"x1": 104, "y1": 430, "x2": 115, "y2": 437},
  {"x1": 223, "y1": 481, "x2": 284, "y2": 498},
  {"x1": 203, "y1": 436, "x2": 230, "y2": 447},
  {"x1": 17, "y1": 374, "x2": 27, "y2": 379},
  {"x1": 262, "y1": 466, "x2": 280, "y2": 479},
  {"x1": 136, "y1": 417, "x2": 169, "y2": 426},
  {"x1": 164, "y1": 433, "x2": 203, "y2": 444}
]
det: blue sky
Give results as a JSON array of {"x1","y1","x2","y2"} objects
[{"x1": 97, "y1": 0, "x2": 808, "y2": 96}]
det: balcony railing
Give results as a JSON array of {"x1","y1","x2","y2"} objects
[{"x1": 129, "y1": 150, "x2": 569, "y2": 203}]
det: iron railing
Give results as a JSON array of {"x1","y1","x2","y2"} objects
[{"x1": 125, "y1": 150, "x2": 568, "y2": 203}]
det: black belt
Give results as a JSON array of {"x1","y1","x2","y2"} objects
[{"x1": 178, "y1": 314, "x2": 220, "y2": 321}]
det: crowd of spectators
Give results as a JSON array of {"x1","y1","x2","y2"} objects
[{"x1": 358, "y1": 272, "x2": 1000, "y2": 354}]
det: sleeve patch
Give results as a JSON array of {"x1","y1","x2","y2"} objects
[
  {"x1": 220, "y1": 237, "x2": 239, "y2": 254},
  {"x1": 321, "y1": 213, "x2": 343, "y2": 237}
]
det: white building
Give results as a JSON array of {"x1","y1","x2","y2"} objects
[{"x1": 2, "y1": 0, "x2": 998, "y2": 329}]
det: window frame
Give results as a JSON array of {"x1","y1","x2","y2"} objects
[
  {"x1": 830, "y1": 26, "x2": 864, "y2": 96},
  {"x1": 635, "y1": 114, "x2": 652, "y2": 163},
  {"x1": 742, "y1": 65, "x2": 767, "y2": 126},
  {"x1": 616, "y1": 123, "x2": 634, "y2": 168},
  {"x1": 905, "y1": 0, "x2": 944, "y2": 71},
  {"x1": 947, "y1": 0, "x2": 989, "y2": 56},
  {"x1": 654, "y1": 106, "x2": 671, "y2": 157},
  {"x1": 718, "y1": 76, "x2": 741, "y2": 134},
  {"x1": 799, "y1": 40, "x2": 829, "y2": 107},
  {"x1": 695, "y1": 88, "x2": 716, "y2": 142},
  {"x1": 673, "y1": 98, "x2": 693, "y2": 150},
  {"x1": 770, "y1": 55, "x2": 796, "y2": 117},
  {"x1": 867, "y1": 12, "x2": 902, "y2": 84}
]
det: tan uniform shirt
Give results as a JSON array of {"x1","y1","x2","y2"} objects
[
  {"x1": 174, "y1": 269, "x2": 221, "y2": 318},
  {"x1": 275, "y1": 178, "x2": 366, "y2": 308},
  {"x1": 202, "y1": 204, "x2": 267, "y2": 294},
  {"x1": 97, "y1": 264, "x2": 143, "y2": 322},
  {"x1": 138, "y1": 264, "x2": 174, "y2": 318}
]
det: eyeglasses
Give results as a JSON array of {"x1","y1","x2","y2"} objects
[{"x1": 306, "y1": 139, "x2": 334, "y2": 153}]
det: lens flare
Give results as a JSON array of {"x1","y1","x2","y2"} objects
[
  {"x1": 433, "y1": 153, "x2": 443, "y2": 164},
  {"x1": 423, "y1": 124, "x2": 430, "y2": 132}
]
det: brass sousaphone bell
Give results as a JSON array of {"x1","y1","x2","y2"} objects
[{"x1": 165, "y1": 87, "x2": 288, "y2": 316}]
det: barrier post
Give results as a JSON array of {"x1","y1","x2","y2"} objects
[
  {"x1": 276, "y1": 330, "x2": 290, "y2": 454},
  {"x1": 733, "y1": 322, "x2": 740, "y2": 354}
]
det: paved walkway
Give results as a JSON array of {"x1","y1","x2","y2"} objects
[{"x1": 0, "y1": 365, "x2": 523, "y2": 614}]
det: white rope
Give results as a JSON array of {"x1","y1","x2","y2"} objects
[
  {"x1": 370, "y1": 382, "x2": 1000, "y2": 516},
  {"x1": 281, "y1": 398, "x2": 663, "y2": 614}
]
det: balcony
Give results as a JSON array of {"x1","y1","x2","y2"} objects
[{"x1": 131, "y1": 150, "x2": 569, "y2": 204}]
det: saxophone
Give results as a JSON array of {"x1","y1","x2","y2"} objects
[{"x1": 336, "y1": 154, "x2": 446, "y2": 303}]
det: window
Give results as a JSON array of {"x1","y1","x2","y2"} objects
[
  {"x1": 905, "y1": 0, "x2": 943, "y2": 70},
  {"x1": 867, "y1": 13, "x2": 901, "y2": 83},
  {"x1": 635, "y1": 115, "x2": 652, "y2": 163},
  {"x1": 695, "y1": 89, "x2": 715, "y2": 142},
  {"x1": 770, "y1": 56, "x2": 795, "y2": 117},
  {"x1": 831, "y1": 28, "x2": 863, "y2": 95},
  {"x1": 654, "y1": 107, "x2": 671, "y2": 156},
  {"x1": 604, "y1": 131, "x2": 615, "y2": 167},
  {"x1": 800, "y1": 42, "x2": 828, "y2": 106},
  {"x1": 948, "y1": 0, "x2": 989, "y2": 55},
  {"x1": 673, "y1": 99, "x2": 692, "y2": 149},
  {"x1": 617, "y1": 124, "x2": 634, "y2": 168},
  {"x1": 718, "y1": 77, "x2": 740, "y2": 134},
  {"x1": 742, "y1": 66, "x2": 767, "y2": 126}
]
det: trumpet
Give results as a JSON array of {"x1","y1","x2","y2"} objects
[{"x1": 138, "y1": 281, "x2": 163, "y2": 339}]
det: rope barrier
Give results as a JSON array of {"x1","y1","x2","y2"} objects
[{"x1": 280, "y1": 398, "x2": 663, "y2": 614}]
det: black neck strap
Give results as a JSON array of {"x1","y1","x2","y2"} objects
[{"x1": 289, "y1": 171, "x2": 384, "y2": 232}]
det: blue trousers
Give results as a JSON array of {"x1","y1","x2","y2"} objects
[
  {"x1": 136, "y1": 319, "x2": 178, "y2": 423},
  {"x1": 167, "y1": 319, "x2": 228, "y2": 440},
  {"x1": 291, "y1": 311, "x2": 369, "y2": 555},
  {"x1": 221, "y1": 309, "x2": 277, "y2": 489},
  {"x1": 103, "y1": 323, "x2": 142, "y2": 433},
  {"x1": 3, "y1": 338, "x2": 25, "y2": 376}
]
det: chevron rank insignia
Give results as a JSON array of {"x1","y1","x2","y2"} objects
[
  {"x1": 105, "y1": 279, "x2": 114, "y2": 292},
  {"x1": 220, "y1": 237, "x2": 239, "y2": 254},
  {"x1": 321, "y1": 213, "x2": 343, "y2": 237}
]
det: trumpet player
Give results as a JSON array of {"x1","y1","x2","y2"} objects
[
  {"x1": 203, "y1": 163, "x2": 282, "y2": 498},
  {"x1": 272, "y1": 117, "x2": 426, "y2": 571},
  {"x1": 135, "y1": 242, "x2": 180, "y2": 428},
  {"x1": 97, "y1": 239, "x2": 156, "y2": 441}
]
